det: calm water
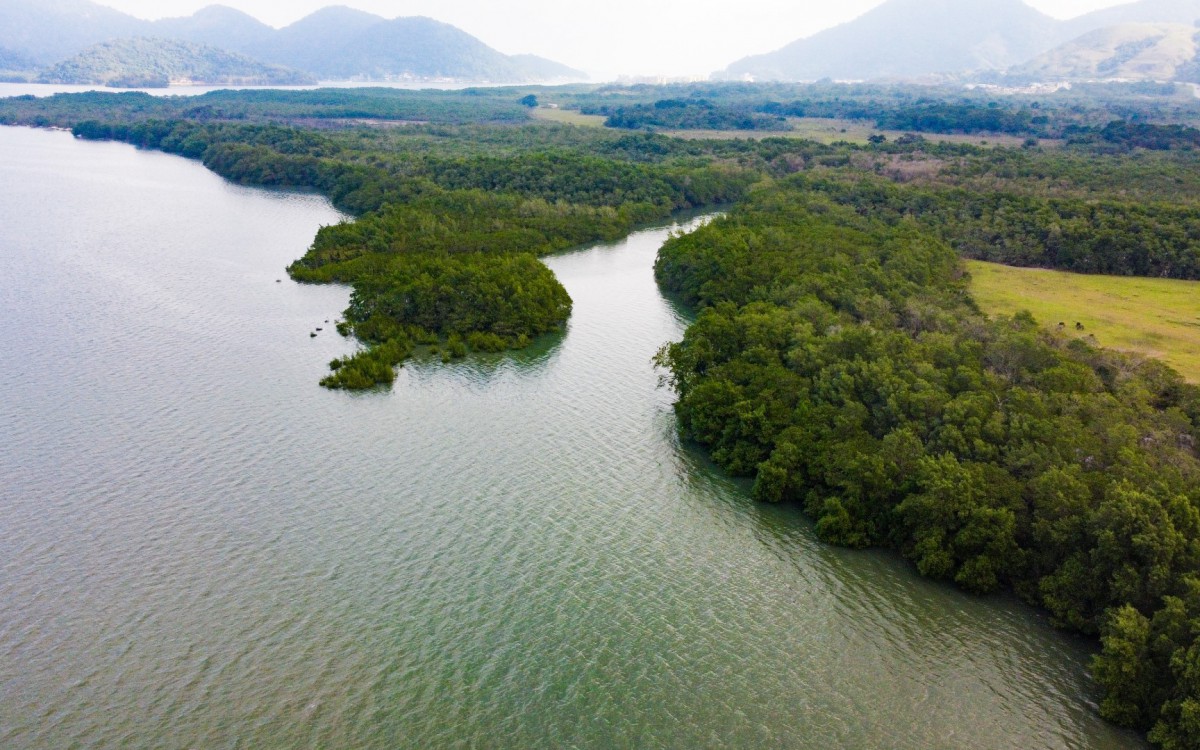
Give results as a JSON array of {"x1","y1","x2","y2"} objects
[
  {"x1": 0, "y1": 126, "x2": 1144, "y2": 749},
  {"x1": 0, "y1": 81, "x2": 543, "y2": 99}
]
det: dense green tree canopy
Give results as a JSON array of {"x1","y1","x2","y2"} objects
[{"x1": 655, "y1": 182, "x2": 1200, "y2": 745}]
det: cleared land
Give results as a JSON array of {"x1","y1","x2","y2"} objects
[
  {"x1": 788, "y1": 117, "x2": 1043, "y2": 146},
  {"x1": 531, "y1": 109, "x2": 1045, "y2": 146},
  {"x1": 967, "y1": 259, "x2": 1200, "y2": 381},
  {"x1": 659, "y1": 117, "x2": 1044, "y2": 146},
  {"x1": 530, "y1": 107, "x2": 606, "y2": 127}
]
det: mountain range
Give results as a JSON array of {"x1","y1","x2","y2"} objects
[
  {"x1": 720, "y1": 0, "x2": 1200, "y2": 82},
  {"x1": 3, "y1": 0, "x2": 1198, "y2": 87},
  {"x1": 0, "y1": 0, "x2": 585, "y2": 84}
]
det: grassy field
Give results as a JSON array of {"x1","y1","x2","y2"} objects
[
  {"x1": 529, "y1": 109, "x2": 1049, "y2": 146},
  {"x1": 661, "y1": 118, "x2": 1047, "y2": 146},
  {"x1": 790, "y1": 118, "x2": 1045, "y2": 146},
  {"x1": 529, "y1": 107, "x2": 606, "y2": 127},
  {"x1": 967, "y1": 260, "x2": 1200, "y2": 381}
]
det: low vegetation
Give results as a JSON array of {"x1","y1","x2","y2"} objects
[{"x1": 968, "y1": 260, "x2": 1200, "y2": 382}]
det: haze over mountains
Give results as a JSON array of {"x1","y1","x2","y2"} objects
[
  {"x1": 721, "y1": 0, "x2": 1200, "y2": 82},
  {"x1": 1010, "y1": 22, "x2": 1200, "y2": 82},
  {"x1": 3, "y1": 0, "x2": 1199, "y2": 86},
  {"x1": 0, "y1": 0, "x2": 584, "y2": 84}
]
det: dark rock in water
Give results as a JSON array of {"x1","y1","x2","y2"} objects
[
  {"x1": 310, "y1": 332, "x2": 317, "y2": 338},
  {"x1": 315, "y1": 327, "x2": 323, "y2": 331}
]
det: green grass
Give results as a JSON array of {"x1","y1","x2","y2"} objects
[
  {"x1": 527, "y1": 109, "x2": 1050, "y2": 145},
  {"x1": 529, "y1": 107, "x2": 606, "y2": 127},
  {"x1": 657, "y1": 118, "x2": 856, "y2": 142},
  {"x1": 967, "y1": 259, "x2": 1200, "y2": 381},
  {"x1": 659, "y1": 118, "x2": 1050, "y2": 146},
  {"x1": 786, "y1": 117, "x2": 882, "y2": 144}
]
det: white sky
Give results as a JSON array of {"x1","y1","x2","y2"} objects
[{"x1": 93, "y1": 0, "x2": 1134, "y2": 78}]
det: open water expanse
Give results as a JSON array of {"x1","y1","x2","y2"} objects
[
  {"x1": 0, "y1": 126, "x2": 1146, "y2": 748},
  {"x1": 0, "y1": 81, "x2": 527, "y2": 99}
]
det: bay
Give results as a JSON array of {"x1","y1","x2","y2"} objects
[{"x1": 0, "y1": 126, "x2": 1144, "y2": 749}]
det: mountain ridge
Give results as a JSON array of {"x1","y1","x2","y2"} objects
[
  {"x1": 719, "y1": 0, "x2": 1063, "y2": 82},
  {"x1": 718, "y1": 0, "x2": 1200, "y2": 82},
  {"x1": 1065, "y1": 0, "x2": 1200, "y2": 35},
  {"x1": 0, "y1": 0, "x2": 585, "y2": 83},
  {"x1": 152, "y1": 5, "x2": 276, "y2": 56}
]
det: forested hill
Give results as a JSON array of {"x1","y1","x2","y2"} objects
[
  {"x1": 151, "y1": 5, "x2": 275, "y2": 55},
  {"x1": 274, "y1": 16, "x2": 564, "y2": 82},
  {"x1": 0, "y1": 0, "x2": 146, "y2": 66},
  {"x1": 0, "y1": 0, "x2": 585, "y2": 83},
  {"x1": 37, "y1": 38, "x2": 315, "y2": 88}
]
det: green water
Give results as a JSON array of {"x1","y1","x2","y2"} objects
[{"x1": 0, "y1": 126, "x2": 1144, "y2": 748}]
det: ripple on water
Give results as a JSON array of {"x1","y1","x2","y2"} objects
[{"x1": 0, "y1": 128, "x2": 1145, "y2": 749}]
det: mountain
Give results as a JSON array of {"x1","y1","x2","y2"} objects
[
  {"x1": 0, "y1": 0, "x2": 147, "y2": 65},
  {"x1": 1010, "y1": 22, "x2": 1199, "y2": 81},
  {"x1": 265, "y1": 10, "x2": 586, "y2": 81},
  {"x1": 263, "y1": 10, "x2": 585, "y2": 81},
  {"x1": 1064, "y1": 0, "x2": 1200, "y2": 35},
  {"x1": 0, "y1": 0, "x2": 583, "y2": 83},
  {"x1": 37, "y1": 37, "x2": 316, "y2": 87},
  {"x1": 151, "y1": 5, "x2": 275, "y2": 56},
  {"x1": 263, "y1": 6, "x2": 386, "y2": 71},
  {"x1": 298, "y1": 16, "x2": 536, "y2": 81},
  {"x1": 720, "y1": 0, "x2": 1064, "y2": 81}
]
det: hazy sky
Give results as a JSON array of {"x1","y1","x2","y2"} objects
[{"x1": 93, "y1": 0, "x2": 1134, "y2": 77}]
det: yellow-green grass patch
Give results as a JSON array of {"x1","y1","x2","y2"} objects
[
  {"x1": 527, "y1": 110, "x2": 1055, "y2": 146},
  {"x1": 661, "y1": 118, "x2": 1053, "y2": 147},
  {"x1": 967, "y1": 259, "x2": 1200, "y2": 382},
  {"x1": 793, "y1": 117, "x2": 1049, "y2": 147},
  {"x1": 659, "y1": 118, "x2": 872, "y2": 143},
  {"x1": 530, "y1": 108, "x2": 606, "y2": 127}
]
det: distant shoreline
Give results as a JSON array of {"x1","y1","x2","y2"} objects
[{"x1": 0, "y1": 79, "x2": 593, "y2": 99}]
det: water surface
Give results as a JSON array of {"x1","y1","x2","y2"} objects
[
  {"x1": 0, "y1": 81, "x2": 537, "y2": 99},
  {"x1": 0, "y1": 127, "x2": 1144, "y2": 749}
]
